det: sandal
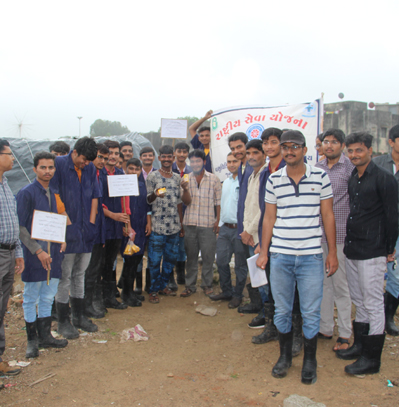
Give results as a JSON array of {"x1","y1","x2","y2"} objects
[
  {"x1": 159, "y1": 287, "x2": 176, "y2": 296},
  {"x1": 149, "y1": 293, "x2": 160, "y2": 304},
  {"x1": 333, "y1": 337, "x2": 350, "y2": 352},
  {"x1": 204, "y1": 287, "x2": 214, "y2": 295},
  {"x1": 180, "y1": 288, "x2": 194, "y2": 298}
]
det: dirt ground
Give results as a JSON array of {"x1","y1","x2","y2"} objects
[{"x1": 2, "y1": 257, "x2": 399, "y2": 407}]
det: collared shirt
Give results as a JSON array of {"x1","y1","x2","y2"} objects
[
  {"x1": 237, "y1": 162, "x2": 253, "y2": 238},
  {"x1": 183, "y1": 170, "x2": 222, "y2": 228},
  {"x1": 266, "y1": 164, "x2": 333, "y2": 255},
  {"x1": 316, "y1": 154, "x2": 354, "y2": 244},
  {"x1": 345, "y1": 160, "x2": 398, "y2": 260},
  {"x1": 0, "y1": 174, "x2": 23, "y2": 258},
  {"x1": 243, "y1": 162, "x2": 268, "y2": 245},
  {"x1": 220, "y1": 175, "x2": 239, "y2": 224},
  {"x1": 172, "y1": 162, "x2": 192, "y2": 177},
  {"x1": 142, "y1": 167, "x2": 154, "y2": 180}
]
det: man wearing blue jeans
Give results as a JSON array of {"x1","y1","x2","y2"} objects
[{"x1": 257, "y1": 130, "x2": 338, "y2": 385}]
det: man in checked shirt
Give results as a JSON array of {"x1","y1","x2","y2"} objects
[{"x1": 0, "y1": 139, "x2": 24, "y2": 377}]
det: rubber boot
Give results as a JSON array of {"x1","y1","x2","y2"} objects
[
  {"x1": 25, "y1": 320, "x2": 39, "y2": 358},
  {"x1": 272, "y1": 330, "x2": 293, "y2": 378},
  {"x1": 176, "y1": 261, "x2": 186, "y2": 285},
  {"x1": 252, "y1": 302, "x2": 278, "y2": 344},
  {"x1": 167, "y1": 269, "x2": 178, "y2": 291},
  {"x1": 93, "y1": 282, "x2": 107, "y2": 314},
  {"x1": 385, "y1": 292, "x2": 399, "y2": 336},
  {"x1": 336, "y1": 321, "x2": 369, "y2": 360},
  {"x1": 37, "y1": 317, "x2": 68, "y2": 348},
  {"x1": 237, "y1": 284, "x2": 262, "y2": 314},
  {"x1": 51, "y1": 300, "x2": 58, "y2": 321},
  {"x1": 56, "y1": 301, "x2": 79, "y2": 339},
  {"x1": 121, "y1": 268, "x2": 142, "y2": 307},
  {"x1": 344, "y1": 334, "x2": 385, "y2": 375},
  {"x1": 84, "y1": 284, "x2": 105, "y2": 319},
  {"x1": 103, "y1": 281, "x2": 128, "y2": 310},
  {"x1": 70, "y1": 297, "x2": 98, "y2": 332},
  {"x1": 134, "y1": 269, "x2": 143, "y2": 295},
  {"x1": 301, "y1": 334, "x2": 318, "y2": 385},
  {"x1": 144, "y1": 268, "x2": 151, "y2": 294},
  {"x1": 292, "y1": 313, "x2": 303, "y2": 357}
]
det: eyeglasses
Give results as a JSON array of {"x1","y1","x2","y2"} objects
[
  {"x1": 0, "y1": 152, "x2": 14, "y2": 157},
  {"x1": 281, "y1": 145, "x2": 303, "y2": 151},
  {"x1": 322, "y1": 140, "x2": 340, "y2": 145}
]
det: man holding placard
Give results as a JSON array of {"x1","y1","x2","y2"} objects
[{"x1": 17, "y1": 151, "x2": 68, "y2": 358}]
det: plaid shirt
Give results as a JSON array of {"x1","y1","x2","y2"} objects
[
  {"x1": 316, "y1": 154, "x2": 354, "y2": 244},
  {"x1": 0, "y1": 175, "x2": 23, "y2": 257},
  {"x1": 183, "y1": 171, "x2": 221, "y2": 228}
]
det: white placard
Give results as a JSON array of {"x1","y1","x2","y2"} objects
[
  {"x1": 31, "y1": 210, "x2": 67, "y2": 244},
  {"x1": 246, "y1": 254, "x2": 268, "y2": 288},
  {"x1": 161, "y1": 119, "x2": 188, "y2": 139},
  {"x1": 107, "y1": 174, "x2": 139, "y2": 197}
]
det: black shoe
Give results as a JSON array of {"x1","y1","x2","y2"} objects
[
  {"x1": 252, "y1": 302, "x2": 278, "y2": 344},
  {"x1": 103, "y1": 281, "x2": 128, "y2": 310},
  {"x1": 120, "y1": 269, "x2": 143, "y2": 307},
  {"x1": 144, "y1": 268, "x2": 151, "y2": 294},
  {"x1": 385, "y1": 292, "x2": 399, "y2": 336},
  {"x1": 209, "y1": 293, "x2": 232, "y2": 301},
  {"x1": 176, "y1": 261, "x2": 186, "y2": 285},
  {"x1": 71, "y1": 297, "x2": 98, "y2": 333},
  {"x1": 301, "y1": 334, "x2": 318, "y2": 385},
  {"x1": 345, "y1": 334, "x2": 385, "y2": 375},
  {"x1": 93, "y1": 282, "x2": 107, "y2": 314},
  {"x1": 292, "y1": 313, "x2": 303, "y2": 357},
  {"x1": 336, "y1": 321, "x2": 369, "y2": 360},
  {"x1": 56, "y1": 301, "x2": 79, "y2": 339},
  {"x1": 37, "y1": 317, "x2": 68, "y2": 349},
  {"x1": 228, "y1": 297, "x2": 242, "y2": 309},
  {"x1": 248, "y1": 309, "x2": 266, "y2": 329},
  {"x1": 134, "y1": 268, "x2": 143, "y2": 295},
  {"x1": 84, "y1": 284, "x2": 105, "y2": 319},
  {"x1": 25, "y1": 320, "x2": 39, "y2": 358},
  {"x1": 237, "y1": 284, "x2": 262, "y2": 314},
  {"x1": 272, "y1": 330, "x2": 293, "y2": 378},
  {"x1": 51, "y1": 300, "x2": 58, "y2": 321},
  {"x1": 167, "y1": 270, "x2": 178, "y2": 292}
]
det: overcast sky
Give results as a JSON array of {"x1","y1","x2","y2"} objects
[{"x1": 1, "y1": 0, "x2": 398, "y2": 140}]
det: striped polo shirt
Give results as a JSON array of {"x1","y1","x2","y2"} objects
[{"x1": 265, "y1": 164, "x2": 333, "y2": 255}]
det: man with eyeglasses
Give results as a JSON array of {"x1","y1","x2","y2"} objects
[
  {"x1": 315, "y1": 129, "x2": 354, "y2": 352},
  {"x1": 257, "y1": 130, "x2": 338, "y2": 385}
]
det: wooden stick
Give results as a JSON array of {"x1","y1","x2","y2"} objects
[
  {"x1": 29, "y1": 372, "x2": 55, "y2": 387},
  {"x1": 47, "y1": 241, "x2": 51, "y2": 285}
]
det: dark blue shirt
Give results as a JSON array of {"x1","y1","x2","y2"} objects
[
  {"x1": 190, "y1": 134, "x2": 212, "y2": 173},
  {"x1": 237, "y1": 163, "x2": 253, "y2": 239}
]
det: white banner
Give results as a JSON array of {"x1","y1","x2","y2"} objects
[{"x1": 210, "y1": 99, "x2": 323, "y2": 181}]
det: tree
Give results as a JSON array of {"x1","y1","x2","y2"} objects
[{"x1": 90, "y1": 119, "x2": 130, "y2": 137}]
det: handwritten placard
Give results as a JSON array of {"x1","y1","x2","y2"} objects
[
  {"x1": 161, "y1": 119, "x2": 188, "y2": 139},
  {"x1": 31, "y1": 210, "x2": 67, "y2": 244},
  {"x1": 108, "y1": 174, "x2": 139, "y2": 197}
]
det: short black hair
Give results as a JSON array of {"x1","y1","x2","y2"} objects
[
  {"x1": 246, "y1": 139, "x2": 264, "y2": 153},
  {"x1": 126, "y1": 158, "x2": 142, "y2": 168},
  {"x1": 34, "y1": 151, "x2": 55, "y2": 168},
  {"x1": 261, "y1": 127, "x2": 282, "y2": 141},
  {"x1": 174, "y1": 142, "x2": 190, "y2": 152},
  {"x1": 198, "y1": 125, "x2": 210, "y2": 134},
  {"x1": 389, "y1": 125, "x2": 399, "y2": 142},
  {"x1": 103, "y1": 140, "x2": 120, "y2": 150},
  {"x1": 140, "y1": 146, "x2": 155, "y2": 156},
  {"x1": 189, "y1": 149, "x2": 206, "y2": 161},
  {"x1": 227, "y1": 152, "x2": 235, "y2": 158},
  {"x1": 345, "y1": 132, "x2": 373, "y2": 149},
  {"x1": 96, "y1": 143, "x2": 109, "y2": 155},
  {"x1": 119, "y1": 152, "x2": 124, "y2": 161},
  {"x1": 322, "y1": 128, "x2": 346, "y2": 145},
  {"x1": 120, "y1": 141, "x2": 133, "y2": 148},
  {"x1": 159, "y1": 145, "x2": 174, "y2": 156},
  {"x1": 0, "y1": 139, "x2": 10, "y2": 153},
  {"x1": 49, "y1": 141, "x2": 70, "y2": 155},
  {"x1": 316, "y1": 133, "x2": 324, "y2": 142},
  {"x1": 228, "y1": 132, "x2": 248, "y2": 146},
  {"x1": 74, "y1": 137, "x2": 98, "y2": 161}
]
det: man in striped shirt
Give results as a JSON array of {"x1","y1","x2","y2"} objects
[{"x1": 257, "y1": 130, "x2": 338, "y2": 385}]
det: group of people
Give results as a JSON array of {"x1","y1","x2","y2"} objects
[{"x1": 0, "y1": 114, "x2": 398, "y2": 387}]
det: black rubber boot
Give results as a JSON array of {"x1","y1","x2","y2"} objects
[
  {"x1": 344, "y1": 334, "x2": 385, "y2": 375},
  {"x1": 292, "y1": 313, "x2": 303, "y2": 357},
  {"x1": 51, "y1": 300, "x2": 58, "y2": 321},
  {"x1": 248, "y1": 308, "x2": 265, "y2": 329},
  {"x1": 272, "y1": 330, "x2": 293, "y2": 378},
  {"x1": 121, "y1": 268, "x2": 142, "y2": 307},
  {"x1": 252, "y1": 302, "x2": 278, "y2": 344},
  {"x1": 167, "y1": 269, "x2": 178, "y2": 291},
  {"x1": 385, "y1": 292, "x2": 399, "y2": 336},
  {"x1": 37, "y1": 317, "x2": 68, "y2": 348},
  {"x1": 134, "y1": 269, "x2": 143, "y2": 295},
  {"x1": 176, "y1": 261, "x2": 186, "y2": 285},
  {"x1": 301, "y1": 334, "x2": 318, "y2": 385},
  {"x1": 25, "y1": 320, "x2": 39, "y2": 358},
  {"x1": 103, "y1": 281, "x2": 128, "y2": 310},
  {"x1": 237, "y1": 284, "x2": 262, "y2": 314},
  {"x1": 56, "y1": 301, "x2": 79, "y2": 339},
  {"x1": 336, "y1": 321, "x2": 369, "y2": 360},
  {"x1": 70, "y1": 297, "x2": 98, "y2": 332},
  {"x1": 144, "y1": 268, "x2": 151, "y2": 294},
  {"x1": 85, "y1": 284, "x2": 105, "y2": 319}
]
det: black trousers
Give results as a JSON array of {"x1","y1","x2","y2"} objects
[{"x1": 101, "y1": 239, "x2": 121, "y2": 282}]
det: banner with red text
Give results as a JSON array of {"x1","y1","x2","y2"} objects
[{"x1": 210, "y1": 99, "x2": 323, "y2": 181}]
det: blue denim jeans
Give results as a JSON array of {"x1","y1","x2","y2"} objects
[
  {"x1": 177, "y1": 235, "x2": 187, "y2": 262},
  {"x1": 23, "y1": 279, "x2": 60, "y2": 323},
  {"x1": 148, "y1": 232, "x2": 179, "y2": 293},
  {"x1": 387, "y1": 237, "x2": 399, "y2": 298},
  {"x1": 270, "y1": 252, "x2": 324, "y2": 339}
]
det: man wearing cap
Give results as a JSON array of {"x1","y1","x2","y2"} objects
[{"x1": 257, "y1": 130, "x2": 338, "y2": 385}]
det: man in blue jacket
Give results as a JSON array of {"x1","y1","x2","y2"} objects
[{"x1": 189, "y1": 110, "x2": 213, "y2": 173}]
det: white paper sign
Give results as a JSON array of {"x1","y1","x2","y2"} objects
[
  {"x1": 161, "y1": 119, "x2": 188, "y2": 139},
  {"x1": 31, "y1": 210, "x2": 67, "y2": 244},
  {"x1": 108, "y1": 174, "x2": 139, "y2": 197},
  {"x1": 246, "y1": 254, "x2": 268, "y2": 288}
]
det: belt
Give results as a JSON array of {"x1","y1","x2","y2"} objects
[
  {"x1": 0, "y1": 243, "x2": 16, "y2": 250},
  {"x1": 224, "y1": 223, "x2": 237, "y2": 229}
]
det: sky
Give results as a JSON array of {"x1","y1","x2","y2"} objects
[{"x1": 1, "y1": 0, "x2": 398, "y2": 140}]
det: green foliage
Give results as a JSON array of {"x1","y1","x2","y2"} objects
[{"x1": 90, "y1": 119, "x2": 130, "y2": 137}]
